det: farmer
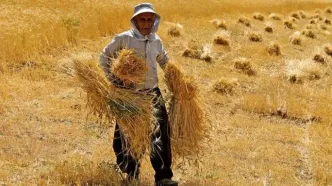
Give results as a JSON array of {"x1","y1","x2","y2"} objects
[{"x1": 99, "y1": 3, "x2": 178, "y2": 186}]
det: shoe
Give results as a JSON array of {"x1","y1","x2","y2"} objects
[{"x1": 155, "y1": 179, "x2": 178, "y2": 186}]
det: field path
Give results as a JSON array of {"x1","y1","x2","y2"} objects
[{"x1": 296, "y1": 122, "x2": 313, "y2": 186}]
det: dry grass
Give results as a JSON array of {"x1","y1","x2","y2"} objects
[
  {"x1": 43, "y1": 154, "x2": 121, "y2": 185},
  {"x1": 164, "y1": 62, "x2": 206, "y2": 158}
]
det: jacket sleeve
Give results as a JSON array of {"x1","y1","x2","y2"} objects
[
  {"x1": 156, "y1": 40, "x2": 169, "y2": 69},
  {"x1": 99, "y1": 36, "x2": 122, "y2": 80}
]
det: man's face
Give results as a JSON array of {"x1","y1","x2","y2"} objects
[{"x1": 134, "y1": 13, "x2": 155, "y2": 36}]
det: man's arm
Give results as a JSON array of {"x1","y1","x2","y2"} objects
[
  {"x1": 156, "y1": 40, "x2": 169, "y2": 70},
  {"x1": 99, "y1": 36, "x2": 122, "y2": 80}
]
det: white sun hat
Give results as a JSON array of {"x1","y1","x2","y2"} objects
[{"x1": 131, "y1": 3, "x2": 160, "y2": 19}]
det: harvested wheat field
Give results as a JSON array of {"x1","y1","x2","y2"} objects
[{"x1": 1, "y1": 0, "x2": 332, "y2": 185}]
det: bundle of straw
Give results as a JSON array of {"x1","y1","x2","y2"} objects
[
  {"x1": 164, "y1": 62, "x2": 206, "y2": 158},
  {"x1": 74, "y1": 59, "x2": 154, "y2": 158},
  {"x1": 111, "y1": 49, "x2": 148, "y2": 85}
]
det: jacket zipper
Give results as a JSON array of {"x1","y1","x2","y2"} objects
[{"x1": 144, "y1": 39, "x2": 148, "y2": 59}]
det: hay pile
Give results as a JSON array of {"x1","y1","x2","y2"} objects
[
  {"x1": 74, "y1": 52, "x2": 155, "y2": 158},
  {"x1": 182, "y1": 40, "x2": 202, "y2": 59},
  {"x1": 211, "y1": 19, "x2": 227, "y2": 30},
  {"x1": 284, "y1": 21, "x2": 294, "y2": 29},
  {"x1": 212, "y1": 78, "x2": 238, "y2": 95},
  {"x1": 214, "y1": 31, "x2": 230, "y2": 46},
  {"x1": 326, "y1": 8, "x2": 332, "y2": 14},
  {"x1": 182, "y1": 40, "x2": 212, "y2": 62},
  {"x1": 269, "y1": 13, "x2": 282, "y2": 20},
  {"x1": 238, "y1": 16, "x2": 251, "y2": 27},
  {"x1": 289, "y1": 31, "x2": 302, "y2": 45},
  {"x1": 253, "y1": 13, "x2": 265, "y2": 21},
  {"x1": 313, "y1": 54, "x2": 325, "y2": 64},
  {"x1": 168, "y1": 25, "x2": 182, "y2": 37},
  {"x1": 302, "y1": 29, "x2": 316, "y2": 39},
  {"x1": 291, "y1": 12, "x2": 300, "y2": 20},
  {"x1": 285, "y1": 59, "x2": 323, "y2": 83},
  {"x1": 164, "y1": 62, "x2": 206, "y2": 158},
  {"x1": 233, "y1": 57, "x2": 256, "y2": 76},
  {"x1": 267, "y1": 42, "x2": 282, "y2": 56},
  {"x1": 249, "y1": 32, "x2": 263, "y2": 42},
  {"x1": 265, "y1": 26, "x2": 273, "y2": 33},
  {"x1": 324, "y1": 44, "x2": 332, "y2": 57},
  {"x1": 299, "y1": 11, "x2": 307, "y2": 19}
]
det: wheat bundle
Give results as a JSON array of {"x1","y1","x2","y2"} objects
[
  {"x1": 289, "y1": 31, "x2": 302, "y2": 45},
  {"x1": 284, "y1": 21, "x2": 294, "y2": 29},
  {"x1": 265, "y1": 26, "x2": 273, "y2": 33},
  {"x1": 112, "y1": 49, "x2": 148, "y2": 85},
  {"x1": 302, "y1": 29, "x2": 316, "y2": 39},
  {"x1": 164, "y1": 62, "x2": 205, "y2": 158},
  {"x1": 168, "y1": 25, "x2": 182, "y2": 37},
  {"x1": 326, "y1": 8, "x2": 332, "y2": 14},
  {"x1": 324, "y1": 44, "x2": 332, "y2": 56},
  {"x1": 291, "y1": 12, "x2": 300, "y2": 20},
  {"x1": 269, "y1": 13, "x2": 282, "y2": 20},
  {"x1": 211, "y1": 19, "x2": 227, "y2": 30},
  {"x1": 253, "y1": 13, "x2": 265, "y2": 21},
  {"x1": 249, "y1": 32, "x2": 263, "y2": 42},
  {"x1": 238, "y1": 16, "x2": 251, "y2": 27},
  {"x1": 267, "y1": 42, "x2": 282, "y2": 56},
  {"x1": 74, "y1": 59, "x2": 155, "y2": 158}
]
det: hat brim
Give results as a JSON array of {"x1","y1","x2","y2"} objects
[{"x1": 132, "y1": 8, "x2": 160, "y2": 19}]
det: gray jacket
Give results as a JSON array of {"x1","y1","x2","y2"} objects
[{"x1": 99, "y1": 15, "x2": 169, "y2": 89}]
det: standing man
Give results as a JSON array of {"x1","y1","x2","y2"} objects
[{"x1": 99, "y1": 3, "x2": 178, "y2": 186}]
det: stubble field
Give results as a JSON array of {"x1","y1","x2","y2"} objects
[{"x1": 1, "y1": 0, "x2": 332, "y2": 185}]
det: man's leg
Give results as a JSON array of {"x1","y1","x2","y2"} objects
[
  {"x1": 113, "y1": 123, "x2": 140, "y2": 179},
  {"x1": 150, "y1": 88, "x2": 174, "y2": 181}
]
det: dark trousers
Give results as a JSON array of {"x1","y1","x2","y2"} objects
[{"x1": 112, "y1": 87, "x2": 173, "y2": 181}]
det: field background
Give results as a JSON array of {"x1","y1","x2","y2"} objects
[{"x1": 1, "y1": 0, "x2": 332, "y2": 185}]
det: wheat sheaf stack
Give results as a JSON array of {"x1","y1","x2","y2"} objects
[
  {"x1": 164, "y1": 62, "x2": 206, "y2": 158},
  {"x1": 74, "y1": 49, "x2": 154, "y2": 158}
]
